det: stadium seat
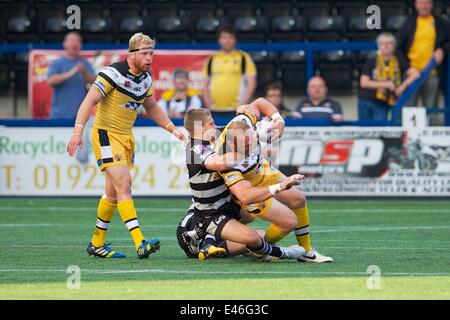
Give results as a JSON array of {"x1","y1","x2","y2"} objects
[
  {"x1": 41, "y1": 17, "x2": 67, "y2": 43},
  {"x1": 259, "y1": 0, "x2": 295, "y2": 18},
  {"x1": 156, "y1": 16, "x2": 191, "y2": 43},
  {"x1": 269, "y1": 16, "x2": 305, "y2": 42},
  {"x1": 385, "y1": 15, "x2": 408, "y2": 32},
  {"x1": 307, "y1": 16, "x2": 345, "y2": 41},
  {"x1": 10, "y1": 52, "x2": 28, "y2": 94},
  {"x1": 195, "y1": 17, "x2": 228, "y2": 42},
  {"x1": 298, "y1": 1, "x2": 331, "y2": 17},
  {"x1": 118, "y1": 16, "x2": 149, "y2": 42},
  {"x1": 375, "y1": 1, "x2": 408, "y2": 16},
  {"x1": 183, "y1": 0, "x2": 217, "y2": 20},
  {"x1": 233, "y1": 16, "x2": 267, "y2": 42},
  {"x1": 81, "y1": 17, "x2": 114, "y2": 43},
  {"x1": 279, "y1": 51, "x2": 307, "y2": 93},
  {"x1": 346, "y1": 16, "x2": 380, "y2": 41},
  {"x1": 335, "y1": 1, "x2": 368, "y2": 17},
  {"x1": 6, "y1": 17, "x2": 37, "y2": 43},
  {"x1": 221, "y1": 1, "x2": 256, "y2": 23},
  {"x1": 317, "y1": 50, "x2": 354, "y2": 92},
  {"x1": 0, "y1": 55, "x2": 10, "y2": 93},
  {"x1": 146, "y1": 0, "x2": 179, "y2": 18},
  {"x1": 249, "y1": 50, "x2": 277, "y2": 94}
]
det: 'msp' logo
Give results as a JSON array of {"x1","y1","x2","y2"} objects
[{"x1": 279, "y1": 139, "x2": 384, "y2": 174}]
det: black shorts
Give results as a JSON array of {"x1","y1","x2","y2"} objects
[{"x1": 195, "y1": 202, "x2": 241, "y2": 238}]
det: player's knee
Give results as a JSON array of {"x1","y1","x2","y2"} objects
[
  {"x1": 279, "y1": 215, "x2": 297, "y2": 233},
  {"x1": 242, "y1": 229, "x2": 260, "y2": 247},
  {"x1": 115, "y1": 178, "x2": 132, "y2": 196},
  {"x1": 289, "y1": 193, "x2": 306, "y2": 210},
  {"x1": 103, "y1": 194, "x2": 117, "y2": 204}
]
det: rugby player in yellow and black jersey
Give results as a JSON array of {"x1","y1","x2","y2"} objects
[
  {"x1": 215, "y1": 99, "x2": 333, "y2": 263},
  {"x1": 67, "y1": 33, "x2": 186, "y2": 259}
]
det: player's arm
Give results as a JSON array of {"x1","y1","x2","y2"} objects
[
  {"x1": 66, "y1": 85, "x2": 102, "y2": 156},
  {"x1": 203, "y1": 151, "x2": 243, "y2": 172},
  {"x1": 228, "y1": 174, "x2": 304, "y2": 206},
  {"x1": 143, "y1": 94, "x2": 187, "y2": 143},
  {"x1": 249, "y1": 97, "x2": 285, "y2": 140}
]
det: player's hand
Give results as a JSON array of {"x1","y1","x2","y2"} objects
[
  {"x1": 67, "y1": 134, "x2": 83, "y2": 157},
  {"x1": 280, "y1": 174, "x2": 304, "y2": 191},
  {"x1": 270, "y1": 118, "x2": 285, "y2": 141},
  {"x1": 173, "y1": 129, "x2": 187, "y2": 145}
]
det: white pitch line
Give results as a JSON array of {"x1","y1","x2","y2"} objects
[
  {"x1": 0, "y1": 244, "x2": 448, "y2": 250},
  {"x1": 1, "y1": 224, "x2": 450, "y2": 235},
  {"x1": 0, "y1": 268, "x2": 449, "y2": 277},
  {"x1": 0, "y1": 207, "x2": 449, "y2": 214}
]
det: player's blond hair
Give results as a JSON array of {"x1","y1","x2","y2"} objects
[
  {"x1": 128, "y1": 32, "x2": 155, "y2": 51},
  {"x1": 184, "y1": 108, "x2": 211, "y2": 136},
  {"x1": 225, "y1": 120, "x2": 251, "y2": 148}
]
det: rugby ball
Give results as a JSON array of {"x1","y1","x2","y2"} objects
[{"x1": 256, "y1": 117, "x2": 274, "y2": 143}]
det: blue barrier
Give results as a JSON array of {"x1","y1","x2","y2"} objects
[
  {"x1": 0, "y1": 117, "x2": 392, "y2": 128},
  {"x1": 0, "y1": 41, "x2": 448, "y2": 125}
]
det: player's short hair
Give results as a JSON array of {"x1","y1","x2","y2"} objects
[
  {"x1": 184, "y1": 108, "x2": 211, "y2": 136},
  {"x1": 128, "y1": 32, "x2": 155, "y2": 52},
  {"x1": 225, "y1": 120, "x2": 251, "y2": 148}
]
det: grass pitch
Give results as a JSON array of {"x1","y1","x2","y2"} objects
[{"x1": 0, "y1": 198, "x2": 449, "y2": 299}]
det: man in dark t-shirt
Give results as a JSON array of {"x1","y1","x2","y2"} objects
[
  {"x1": 358, "y1": 32, "x2": 419, "y2": 122},
  {"x1": 295, "y1": 76, "x2": 344, "y2": 122}
]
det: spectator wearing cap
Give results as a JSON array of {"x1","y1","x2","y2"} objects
[
  {"x1": 158, "y1": 68, "x2": 202, "y2": 119},
  {"x1": 202, "y1": 26, "x2": 257, "y2": 117},
  {"x1": 294, "y1": 76, "x2": 344, "y2": 122}
]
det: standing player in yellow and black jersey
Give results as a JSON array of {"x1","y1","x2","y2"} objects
[{"x1": 67, "y1": 33, "x2": 186, "y2": 259}]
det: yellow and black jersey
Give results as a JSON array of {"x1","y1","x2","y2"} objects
[
  {"x1": 203, "y1": 50, "x2": 257, "y2": 111},
  {"x1": 92, "y1": 60, "x2": 154, "y2": 134},
  {"x1": 215, "y1": 111, "x2": 279, "y2": 189}
]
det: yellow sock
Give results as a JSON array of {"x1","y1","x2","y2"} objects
[
  {"x1": 91, "y1": 197, "x2": 116, "y2": 247},
  {"x1": 117, "y1": 199, "x2": 144, "y2": 249},
  {"x1": 293, "y1": 205, "x2": 312, "y2": 252},
  {"x1": 264, "y1": 223, "x2": 287, "y2": 244}
]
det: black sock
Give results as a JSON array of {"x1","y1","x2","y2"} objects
[{"x1": 248, "y1": 237, "x2": 283, "y2": 258}]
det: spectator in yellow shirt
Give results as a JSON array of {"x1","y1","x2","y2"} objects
[
  {"x1": 202, "y1": 26, "x2": 257, "y2": 117},
  {"x1": 397, "y1": 0, "x2": 449, "y2": 110}
]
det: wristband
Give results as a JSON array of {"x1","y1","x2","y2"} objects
[
  {"x1": 269, "y1": 183, "x2": 281, "y2": 196},
  {"x1": 75, "y1": 123, "x2": 84, "y2": 128},
  {"x1": 166, "y1": 121, "x2": 174, "y2": 131},
  {"x1": 271, "y1": 112, "x2": 284, "y2": 122}
]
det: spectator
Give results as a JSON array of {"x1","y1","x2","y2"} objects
[
  {"x1": 47, "y1": 32, "x2": 96, "y2": 119},
  {"x1": 397, "y1": 0, "x2": 449, "y2": 109},
  {"x1": 294, "y1": 76, "x2": 344, "y2": 122},
  {"x1": 359, "y1": 33, "x2": 419, "y2": 121},
  {"x1": 264, "y1": 82, "x2": 295, "y2": 118},
  {"x1": 158, "y1": 68, "x2": 202, "y2": 119},
  {"x1": 202, "y1": 26, "x2": 257, "y2": 117}
]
